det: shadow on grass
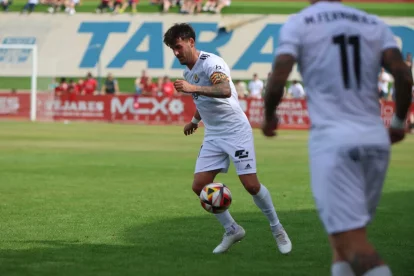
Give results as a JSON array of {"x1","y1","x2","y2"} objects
[{"x1": 0, "y1": 191, "x2": 413, "y2": 276}]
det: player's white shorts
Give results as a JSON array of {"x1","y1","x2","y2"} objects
[
  {"x1": 310, "y1": 144, "x2": 390, "y2": 234},
  {"x1": 195, "y1": 131, "x2": 256, "y2": 175}
]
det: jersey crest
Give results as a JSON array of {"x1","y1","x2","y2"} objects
[{"x1": 193, "y1": 74, "x2": 200, "y2": 83}]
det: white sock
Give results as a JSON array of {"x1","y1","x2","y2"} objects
[
  {"x1": 331, "y1": 262, "x2": 355, "y2": 276},
  {"x1": 214, "y1": 210, "x2": 237, "y2": 233},
  {"x1": 252, "y1": 184, "x2": 280, "y2": 228},
  {"x1": 362, "y1": 266, "x2": 392, "y2": 276}
]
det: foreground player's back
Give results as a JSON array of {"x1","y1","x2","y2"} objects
[{"x1": 281, "y1": 2, "x2": 397, "y2": 146}]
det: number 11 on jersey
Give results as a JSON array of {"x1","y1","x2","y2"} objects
[{"x1": 333, "y1": 34, "x2": 361, "y2": 90}]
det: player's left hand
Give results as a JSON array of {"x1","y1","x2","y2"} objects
[
  {"x1": 174, "y1": 80, "x2": 196, "y2": 93},
  {"x1": 389, "y1": 128, "x2": 406, "y2": 144},
  {"x1": 262, "y1": 116, "x2": 278, "y2": 137},
  {"x1": 183, "y1": 122, "x2": 198, "y2": 136}
]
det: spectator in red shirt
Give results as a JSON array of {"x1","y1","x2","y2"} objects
[
  {"x1": 133, "y1": 70, "x2": 150, "y2": 108},
  {"x1": 67, "y1": 79, "x2": 80, "y2": 101},
  {"x1": 76, "y1": 78, "x2": 84, "y2": 95},
  {"x1": 54, "y1": 77, "x2": 68, "y2": 97},
  {"x1": 142, "y1": 78, "x2": 158, "y2": 96},
  {"x1": 139, "y1": 70, "x2": 149, "y2": 87},
  {"x1": 83, "y1": 72, "x2": 97, "y2": 95},
  {"x1": 161, "y1": 76, "x2": 176, "y2": 98}
]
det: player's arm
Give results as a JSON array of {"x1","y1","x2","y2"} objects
[
  {"x1": 192, "y1": 72, "x2": 231, "y2": 98},
  {"x1": 264, "y1": 54, "x2": 296, "y2": 122},
  {"x1": 193, "y1": 109, "x2": 201, "y2": 121},
  {"x1": 261, "y1": 15, "x2": 299, "y2": 137},
  {"x1": 174, "y1": 61, "x2": 231, "y2": 98},
  {"x1": 382, "y1": 48, "x2": 413, "y2": 123}
]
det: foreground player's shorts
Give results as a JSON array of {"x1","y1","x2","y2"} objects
[
  {"x1": 310, "y1": 144, "x2": 390, "y2": 234},
  {"x1": 195, "y1": 131, "x2": 257, "y2": 176}
]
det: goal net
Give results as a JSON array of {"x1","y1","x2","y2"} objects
[{"x1": 0, "y1": 43, "x2": 56, "y2": 122}]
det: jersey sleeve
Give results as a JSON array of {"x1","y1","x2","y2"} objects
[
  {"x1": 380, "y1": 22, "x2": 398, "y2": 51},
  {"x1": 275, "y1": 15, "x2": 301, "y2": 58},
  {"x1": 203, "y1": 57, "x2": 230, "y2": 85}
]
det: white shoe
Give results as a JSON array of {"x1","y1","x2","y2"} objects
[
  {"x1": 212, "y1": 225, "x2": 245, "y2": 254},
  {"x1": 272, "y1": 225, "x2": 292, "y2": 254}
]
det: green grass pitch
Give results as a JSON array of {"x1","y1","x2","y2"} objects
[{"x1": 0, "y1": 121, "x2": 413, "y2": 275}]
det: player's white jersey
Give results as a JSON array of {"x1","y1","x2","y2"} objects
[
  {"x1": 276, "y1": 2, "x2": 398, "y2": 149},
  {"x1": 183, "y1": 51, "x2": 252, "y2": 140}
]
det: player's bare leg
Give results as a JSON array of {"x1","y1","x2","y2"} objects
[
  {"x1": 238, "y1": 173, "x2": 292, "y2": 254},
  {"x1": 330, "y1": 228, "x2": 392, "y2": 276},
  {"x1": 193, "y1": 170, "x2": 245, "y2": 254},
  {"x1": 329, "y1": 236, "x2": 355, "y2": 276}
]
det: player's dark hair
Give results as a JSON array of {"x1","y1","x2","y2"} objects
[{"x1": 163, "y1": 23, "x2": 196, "y2": 48}]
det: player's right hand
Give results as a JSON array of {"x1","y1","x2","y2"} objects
[
  {"x1": 184, "y1": 122, "x2": 198, "y2": 136},
  {"x1": 389, "y1": 128, "x2": 406, "y2": 144},
  {"x1": 261, "y1": 116, "x2": 278, "y2": 137}
]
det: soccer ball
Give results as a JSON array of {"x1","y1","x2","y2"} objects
[{"x1": 199, "y1": 183, "x2": 232, "y2": 214}]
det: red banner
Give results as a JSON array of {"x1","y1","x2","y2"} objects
[
  {"x1": 0, "y1": 93, "x2": 31, "y2": 119},
  {"x1": 0, "y1": 93, "x2": 413, "y2": 130}
]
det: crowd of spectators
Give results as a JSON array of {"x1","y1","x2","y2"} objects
[
  {"x1": 18, "y1": 0, "x2": 81, "y2": 15},
  {"x1": 234, "y1": 72, "x2": 306, "y2": 100},
  {"x1": 51, "y1": 70, "x2": 280, "y2": 100},
  {"x1": 51, "y1": 70, "x2": 178, "y2": 99},
  {"x1": 8, "y1": 0, "x2": 232, "y2": 15},
  {"x1": 94, "y1": 0, "x2": 231, "y2": 15}
]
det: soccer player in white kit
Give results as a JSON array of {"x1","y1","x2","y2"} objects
[
  {"x1": 163, "y1": 23, "x2": 292, "y2": 255},
  {"x1": 262, "y1": 1, "x2": 413, "y2": 276}
]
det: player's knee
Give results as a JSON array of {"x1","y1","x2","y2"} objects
[
  {"x1": 239, "y1": 174, "x2": 261, "y2": 195},
  {"x1": 330, "y1": 228, "x2": 371, "y2": 259},
  {"x1": 192, "y1": 177, "x2": 210, "y2": 195},
  {"x1": 192, "y1": 170, "x2": 221, "y2": 195},
  {"x1": 192, "y1": 181, "x2": 204, "y2": 196},
  {"x1": 244, "y1": 183, "x2": 261, "y2": 195}
]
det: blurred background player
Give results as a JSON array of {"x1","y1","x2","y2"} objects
[
  {"x1": 163, "y1": 23, "x2": 292, "y2": 255},
  {"x1": 262, "y1": 1, "x2": 413, "y2": 276}
]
